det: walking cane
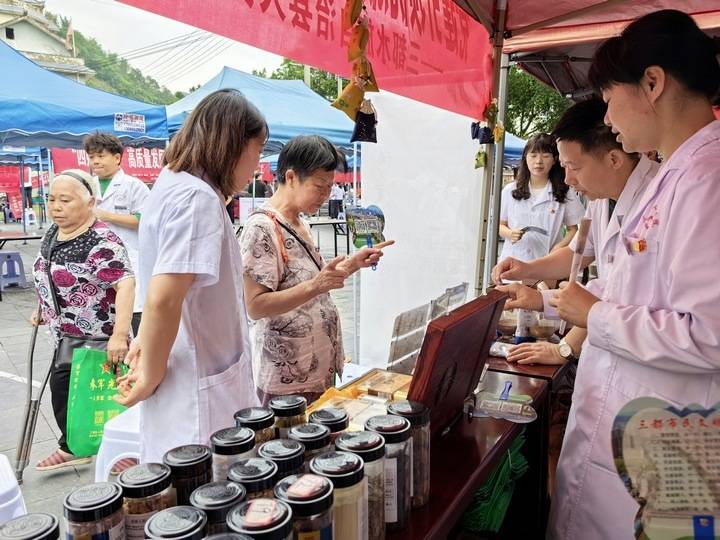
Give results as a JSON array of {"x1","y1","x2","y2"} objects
[{"x1": 14, "y1": 306, "x2": 53, "y2": 484}]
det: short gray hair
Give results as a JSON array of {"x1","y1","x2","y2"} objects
[{"x1": 50, "y1": 169, "x2": 97, "y2": 201}]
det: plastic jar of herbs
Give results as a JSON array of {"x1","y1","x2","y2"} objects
[
  {"x1": 336, "y1": 431, "x2": 386, "y2": 540},
  {"x1": 227, "y1": 458, "x2": 278, "y2": 499},
  {"x1": 387, "y1": 400, "x2": 431, "y2": 508},
  {"x1": 274, "y1": 474, "x2": 334, "y2": 539},
  {"x1": 163, "y1": 444, "x2": 213, "y2": 505},
  {"x1": 145, "y1": 506, "x2": 207, "y2": 539},
  {"x1": 0, "y1": 513, "x2": 59, "y2": 540},
  {"x1": 235, "y1": 407, "x2": 276, "y2": 446},
  {"x1": 212, "y1": 427, "x2": 257, "y2": 481},
  {"x1": 269, "y1": 395, "x2": 307, "y2": 438},
  {"x1": 257, "y1": 439, "x2": 305, "y2": 481},
  {"x1": 118, "y1": 462, "x2": 175, "y2": 540},
  {"x1": 310, "y1": 451, "x2": 367, "y2": 540},
  {"x1": 190, "y1": 481, "x2": 246, "y2": 535},
  {"x1": 288, "y1": 423, "x2": 332, "y2": 470},
  {"x1": 309, "y1": 407, "x2": 349, "y2": 443},
  {"x1": 365, "y1": 415, "x2": 412, "y2": 532},
  {"x1": 63, "y1": 482, "x2": 125, "y2": 540},
  {"x1": 227, "y1": 499, "x2": 293, "y2": 540}
]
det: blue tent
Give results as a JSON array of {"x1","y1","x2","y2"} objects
[
  {"x1": 167, "y1": 68, "x2": 353, "y2": 150},
  {"x1": 503, "y1": 132, "x2": 526, "y2": 165},
  {"x1": 0, "y1": 41, "x2": 168, "y2": 148}
]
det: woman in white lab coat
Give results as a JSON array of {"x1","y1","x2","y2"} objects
[
  {"x1": 116, "y1": 89, "x2": 265, "y2": 462},
  {"x1": 499, "y1": 133, "x2": 585, "y2": 262}
]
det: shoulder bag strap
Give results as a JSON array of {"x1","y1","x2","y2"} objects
[{"x1": 251, "y1": 209, "x2": 323, "y2": 271}]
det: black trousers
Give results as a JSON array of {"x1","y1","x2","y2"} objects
[
  {"x1": 329, "y1": 199, "x2": 343, "y2": 218},
  {"x1": 131, "y1": 312, "x2": 142, "y2": 337},
  {"x1": 49, "y1": 355, "x2": 71, "y2": 453}
]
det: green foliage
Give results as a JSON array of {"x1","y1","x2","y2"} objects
[
  {"x1": 255, "y1": 59, "x2": 345, "y2": 102},
  {"x1": 46, "y1": 13, "x2": 182, "y2": 105},
  {"x1": 506, "y1": 66, "x2": 571, "y2": 138}
]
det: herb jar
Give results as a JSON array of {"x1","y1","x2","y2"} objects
[
  {"x1": 257, "y1": 439, "x2": 305, "y2": 481},
  {"x1": 119, "y1": 462, "x2": 175, "y2": 540},
  {"x1": 190, "y1": 481, "x2": 246, "y2": 535},
  {"x1": 227, "y1": 499, "x2": 293, "y2": 540},
  {"x1": 269, "y1": 395, "x2": 307, "y2": 438},
  {"x1": 163, "y1": 444, "x2": 213, "y2": 505},
  {"x1": 288, "y1": 423, "x2": 332, "y2": 471},
  {"x1": 235, "y1": 408, "x2": 276, "y2": 446},
  {"x1": 310, "y1": 451, "x2": 367, "y2": 540},
  {"x1": 212, "y1": 427, "x2": 257, "y2": 481},
  {"x1": 365, "y1": 415, "x2": 412, "y2": 531},
  {"x1": 309, "y1": 408, "x2": 349, "y2": 442},
  {"x1": 0, "y1": 513, "x2": 59, "y2": 540},
  {"x1": 336, "y1": 431, "x2": 386, "y2": 540},
  {"x1": 274, "y1": 474, "x2": 334, "y2": 539},
  {"x1": 227, "y1": 458, "x2": 278, "y2": 500},
  {"x1": 63, "y1": 482, "x2": 125, "y2": 540},
  {"x1": 387, "y1": 400, "x2": 431, "y2": 508},
  {"x1": 145, "y1": 506, "x2": 207, "y2": 539}
]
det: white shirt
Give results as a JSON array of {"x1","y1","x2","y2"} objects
[
  {"x1": 94, "y1": 168, "x2": 150, "y2": 312},
  {"x1": 330, "y1": 184, "x2": 344, "y2": 201},
  {"x1": 137, "y1": 167, "x2": 258, "y2": 462},
  {"x1": 499, "y1": 181, "x2": 585, "y2": 262}
]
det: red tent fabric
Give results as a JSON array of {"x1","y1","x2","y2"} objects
[
  {"x1": 118, "y1": 0, "x2": 494, "y2": 120},
  {"x1": 51, "y1": 147, "x2": 163, "y2": 184}
]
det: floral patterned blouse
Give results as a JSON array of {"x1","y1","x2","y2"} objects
[
  {"x1": 33, "y1": 221, "x2": 134, "y2": 343},
  {"x1": 240, "y1": 207, "x2": 344, "y2": 394}
]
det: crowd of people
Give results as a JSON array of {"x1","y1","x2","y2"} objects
[{"x1": 23, "y1": 8, "x2": 720, "y2": 540}]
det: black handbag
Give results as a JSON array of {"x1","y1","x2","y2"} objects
[{"x1": 45, "y1": 228, "x2": 108, "y2": 369}]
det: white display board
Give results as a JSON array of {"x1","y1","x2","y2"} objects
[{"x1": 359, "y1": 91, "x2": 486, "y2": 366}]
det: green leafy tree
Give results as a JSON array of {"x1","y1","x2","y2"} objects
[
  {"x1": 47, "y1": 13, "x2": 183, "y2": 105},
  {"x1": 506, "y1": 66, "x2": 571, "y2": 138},
  {"x1": 255, "y1": 59, "x2": 345, "y2": 102}
]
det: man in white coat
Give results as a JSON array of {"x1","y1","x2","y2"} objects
[{"x1": 85, "y1": 133, "x2": 150, "y2": 335}]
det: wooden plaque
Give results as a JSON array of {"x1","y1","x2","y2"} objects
[{"x1": 408, "y1": 289, "x2": 507, "y2": 438}]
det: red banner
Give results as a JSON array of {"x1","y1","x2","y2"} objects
[
  {"x1": 118, "y1": 0, "x2": 493, "y2": 119},
  {"x1": 51, "y1": 147, "x2": 163, "y2": 184}
]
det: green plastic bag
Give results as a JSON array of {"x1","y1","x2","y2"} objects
[{"x1": 66, "y1": 348, "x2": 128, "y2": 457}]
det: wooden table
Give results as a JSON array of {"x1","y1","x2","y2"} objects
[
  {"x1": 0, "y1": 231, "x2": 42, "y2": 249},
  {"x1": 388, "y1": 371, "x2": 549, "y2": 540},
  {"x1": 486, "y1": 354, "x2": 572, "y2": 391},
  {"x1": 307, "y1": 218, "x2": 350, "y2": 256}
]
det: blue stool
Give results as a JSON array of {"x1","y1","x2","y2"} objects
[{"x1": 0, "y1": 251, "x2": 27, "y2": 290}]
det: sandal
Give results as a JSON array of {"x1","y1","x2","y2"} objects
[
  {"x1": 110, "y1": 458, "x2": 138, "y2": 475},
  {"x1": 36, "y1": 449, "x2": 92, "y2": 471}
]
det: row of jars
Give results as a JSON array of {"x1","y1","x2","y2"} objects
[{"x1": 0, "y1": 397, "x2": 430, "y2": 540}]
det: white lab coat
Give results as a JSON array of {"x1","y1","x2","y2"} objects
[
  {"x1": 94, "y1": 169, "x2": 149, "y2": 312},
  {"x1": 137, "y1": 168, "x2": 259, "y2": 463},
  {"x1": 499, "y1": 182, "x2": 585, "y2": 262},
  {"x1": 549, "y1": 123, "x2": 720, "y2": 539}
]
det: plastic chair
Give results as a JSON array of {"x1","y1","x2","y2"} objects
[
  {"x1": 94, "y1": 405, "x2": 141, "y2": 482},
  {"x1": 0, "y1": 252, "x2": 27, "y2": 290},
  {"x1": 0, "y1": 454, "x2": 27, "y2": 525}
]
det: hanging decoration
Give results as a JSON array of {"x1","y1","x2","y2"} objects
[{"x1": 471, "y1": 99, "x2": 504, "y2": 169}]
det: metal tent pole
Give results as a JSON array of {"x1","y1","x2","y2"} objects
[{"x1": 20, "y1": 155, "x2": 27, "y2": 237}]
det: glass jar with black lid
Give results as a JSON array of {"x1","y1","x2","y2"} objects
[
  {"x1": 63, "y1": 482, "x2": 125, "y2": 540},
  {"x1": 163, "y1": 444, "x2": 213, "y2": 505},
  {"x1": 257, "y1": 439, "x2": 305, "y2": 481},
  {"x1": 387, "y1": 400, "x2": 431, "y2": 508},
  {"x1": 234, "y1": 407, "x2": 276, "y2": 445},
  {"x1": 336, "y1": 431, "x2": 386, "y2": 540},
  {"x1": 308, "y1": 407, "x2": 349, "y2": 442},
  {"x1": 211, "y1": 426, "x2": 257, "y2": 481},
  {"x1": 274, "y1": 474, "x2": 334, "y2": 539},
  {"x1": 365, "y1": 414, "x2": 412, "y2": 532},
  {"x1": 190, "y1": 481, "x2": 246, "y2": 535},
  {"x1": 227, "y1": 499, "x2": 293, "y2": 540},
  {"x1": 288, "y1": 423, "x2": 332, "y2": 470},
  {"x1": 269, "y1": 395, "x2": 307, "y2": 438},
  {"x1": 227, "y1": 458, "x2": 278, "y2": 499},
  {"x1": 0, "y1": 513, "x2": 59, "y2": 540},
  {"x1": 310, "y1": 451, "x2": 367, "y2": 540},
  {"x1": 119, "y1": 462, "x2": 176, "y2": 540},
  {"x1": 145, "y1": 506, "x2": 208, "y2": 540},
  {"x1": 206, "y1": 534, "x2": 253, "y2": 540}
]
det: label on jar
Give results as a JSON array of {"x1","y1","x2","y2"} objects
[
  {"x1": 384, "y1": 457, "x2": 398, "y2": 523},
  {"x1": 125, "y1": 512, "x2": 155, "y2": 540},
  {"x1": 408, "y1": 438, "x2": 414, "y2": 498},
  {"x1": 298, "y1": 523, "x2": 333, "y2": 540},
  {"x1": 66, "y1": 519, "x2": 125, "y2": 540}
]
